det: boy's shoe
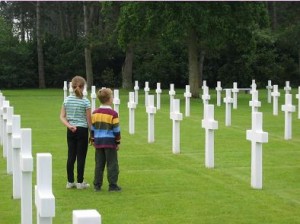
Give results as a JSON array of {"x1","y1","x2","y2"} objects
[
  {"x1": 76, "y1": 181, "x2": 90, "y2": 189},
  {"x1": 66, "y1": 182, "x2": 76, "y2": 189},
  {"x1": 108, "y1": 185, "x2": 122, "y2": 192},
  {"x1": 94, "y1": 187, "x2": 101, "y2": 192}
]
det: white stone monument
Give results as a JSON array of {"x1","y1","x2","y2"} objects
[
  {"x1": 281, "y1": 93, "x2": 296, "y2": 140},
  {"x1": 266, "y1": 80, "x2": 272, "y2": 103},
  {"x1": 170, "y1": 99, "x2": 183, "y2": 154},
  {"x1": 146, "y1": 95, "x2": 156, "y2": 143},
  {"x1": 0, "y1": 93, "x2": 5, "y2": 145},
  {"x1": 83, "y1": 84, "x2": 88, "y2": 98},
  {"x1": 232, "y1": 82, "x2": 239, "y2": 109},
  {"x1": 127, "y1": 92, "x2": 136, "y2": 135},
  {"x1": 246, "y1": 112, "x2": 268, "y2": 189},
  {"x1": 223, "y1": 89, "x2": 233, "y2": 126},
  {"x1": 249, "y1": 89, "x2": 261, "y2": 113},
  {"x1": 2, "y1": 100, "x2": 9, "y2": 157},
  {"x1": 73, "y1": 210, "x2": 101, "y2": 224},
  {"x1": 169, "y1": 84, "x2": 176, "y2": 114},
  {"x1": 271, "y1": 85, "x2": 280, "y2": 116},
  {"x1": 215, "y1": 81, "x2": 222, "y2": 107},
  {"x1": 201, "y1": 104, "x2": 218, "y2": 168},
  {"x1": 113, "y1": 89, "x2": 120, "y2": 115},
  {"x1": 184, "y1": 85, "x2": 192, "y2": 117},
  {"x1": 20, "y1": 128, "x2": 33, "y2": 224},
  {"x1": 6, "y1": 106, "x2": 14, "y2": 174},
  {"x1": 63, "y1": 81, "x2": 68, "y2": 99},
  {"x1": 134, "y1": 80, "x2": 139, "y2": 105},
  {"x1": 202, "y1": 80, "x2": 207, "y2": 90},
  {"x1": 250, "y1": 79, "x2": 256, "y2": 91},
  {"x1": 35, "y1": 153, "x2": 55, "y2": 224},
  {"x1": 12, "y1": 115, "x2": 21, "y2": 199},
  {"x1": 284, "y1": 81, "x2": 291, "y2": 94},
  {"x1": 144, "y1": 82, "x2": 150, "y2": 107},
  {"x1": 156, "y1": 82, "x2": 162, "y2": 110},
  {"x1": 69, "y1": 82, "x2": 73, "y2": 95},
  {"x1": 202, "y1": 86, "x2": 210, "y2": 105},
  {"x1": 296, "y1": 86, "x2": 300, "y2": 119},
  {"x1": 91, "y1": 86, "x2": 97, "y2": 112}
]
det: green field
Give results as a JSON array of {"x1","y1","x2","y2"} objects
[{"x1": 1, "y1": 88, "x2": 300, "y2": 224}]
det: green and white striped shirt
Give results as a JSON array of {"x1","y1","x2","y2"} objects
[{"x1": 63, "y1": 95, "x2": 91, "y2": 128}]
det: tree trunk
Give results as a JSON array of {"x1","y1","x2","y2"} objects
[
  {"x1": 198, "y1": 49, "x2": 205, "y2": 87},
  {"x1": 84, "y1": 3, "x2": 93, "y2": 88},
  {"x1": 298, "y1": 49, "x2": 300, "y2": 74},
  {"x1": 188, "y1": 28, "x2": 199, "y2": 98},
  {"x1": 122, "y1": 43, "x2": 134, "y2": 89},
  {"x1": 268, "y1": 1, "x2": 277, "y2": 30},
  {"x1": 36, "y1": 2, "x2": 46, "y2": 88}
]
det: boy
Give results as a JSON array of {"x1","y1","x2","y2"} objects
[{"x1": 90, "y1": 88, "x2": 121, "y2": 192}]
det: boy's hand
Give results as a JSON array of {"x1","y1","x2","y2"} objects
[
  {"x1": 89, "y1": 137, "x2": 94, "y2": 145},
  {"x1": 116, "y1": 145, "x2": 120, "y2": 151}
]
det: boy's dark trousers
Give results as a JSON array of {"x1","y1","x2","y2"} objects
[
  {"x1": 94, "y1": 148, "x2": 119, "y2": 189},
  {"x1": 66, "y1": 127, "x2": 89, "y2": 183}
]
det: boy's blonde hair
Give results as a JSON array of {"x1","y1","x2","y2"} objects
[
  {"x1": 71, "y1": 76, "x2": 86, "y2": 98},
  {"x1": 97, "y1": 88, "x2": 113, "y2": 104}
]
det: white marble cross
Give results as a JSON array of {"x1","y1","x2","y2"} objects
[
  {"x1": 91, "y1": 86, "x2": 96, "y2": 112},
  {"x1": 35, "y1": 153, "x2": 55, "y2": 224},
  {"x1": 146, "y1": 95, "x2": 156, "y2": 143},
  {"x1": 69, "y1": 82, "x2": 73, "y2": 95},
  {"x1": 202, "y1": 80, "x2": 207, "y2": 90},
  {"x1": 201, "y1": 104, "x2": 218, "y2": 168},
  {"x1": 20, "y1": 128, "x2": 33, "y2": 224},
  {"x1": 6, "y1": 106, "x2": 14, "y2": 175},
  {"x1": 271, "y1": 85, "x2": 280, "y2": 116},
  {"x1": 127, "y1": 92, "x2": 136, "y2": 135},
  {"x1": 246, "y1": 112, "x2": 268, "y2": 189},
  {"x1": 202, "y1": 86, "x2": 210, "y2": 105},
  {"x1": 113, "y1": 89, "x2": 120, "y2": 115},
  {"x1": 296, "y1": 86, "x2": 300, "y2": 119},
  {"x1": 284, "y1": 81, "x2": 291, "y2": 94},
  {"x1": 156, "y1": 83, "x2": 162, "y2": 110},
  {"x1": 73, "y1": 210, "x2": 101, "y2": 224},
  {"x1": 0, "y1": 93, "x2": 5, "y2": 145},
  {"x1": 170, "y1": 99, "x2": 183, "y2": 154},
  {"x1": 83, "y1": 84, "x2": 88, "y2": 98},
  {"x1": 144, "y1": 82, "x2": 150, "y2": 107},
  {"x1": 215, "y1": 81, "x2": 222, "y2": 107},
  {"x1": 249, "y1": 90, "x2": 261, "y2": 113},
  {"x1": 2, "y1": 100, "x2": 9, "y2": 158},
  {"x1": 63, "y1": 81, "x2": 68, "y2": 99},
  {"x1": 12, "y1": 115, "x2": 21, "y2": 199},
  {"x1": 232, "y1": 82, "x2": 239, "y2": 109},
  {"x1": 184, "y1": 85, "x2": 192, "y2": 117},
  {"x1": 223, "y1": 89, "x2": 233, "y2": 126},
  {"x1": 169, "y1": 84, "x2": 176, "y2": 114},
  {"x1": 134, "y1": 80, "x2": 139, "y2": 105},
  {"x1": 281, "y1": 94, "x2": 296, "y2": 140},
  {"x1": 266, "y1": 80, "x2": 273, "y2": 103}
]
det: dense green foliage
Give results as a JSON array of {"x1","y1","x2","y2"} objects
[{"x1": 0, "y1": 2, "x2": 300, "y2": 89}]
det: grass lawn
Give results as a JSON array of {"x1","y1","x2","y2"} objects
[{"x1": 1, "y1": 87, "x2": 300, "y2": 224}]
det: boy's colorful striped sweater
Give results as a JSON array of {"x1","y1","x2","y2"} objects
[{"x1": 91, "y1": 105, "x2": 121, "y2": 149}]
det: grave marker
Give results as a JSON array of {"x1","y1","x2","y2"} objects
[
  {"x1": 91, "y1": 86, "x2": 96, "y2": 112},
  {"x1": 146, "y1": 95, "x2": 156, "y2": 143},
  {"x1": 144, "y1": 82, "x2": 150, "y2": 107},
  {"x1": 12, "y1": 115, "x2": 21, "y2": 199},
  {"x1": 246, "y1": 112, "x2": 268, "y2": 189},
  {"x1": 284, "y1": 81, "x2": 291, "y2": 94},
  {"x1": 215, "y1": 81, "x2": 222, "y2": 107},
  {"x1": 156, "y1": 83, "x2": 162, "y2": 110},
  {"x1": 73, "y1": 210, "x2": 101, "y2": 224},
  {"x1": 35, "y1": 153, "x2": 55, "y2": 224},
  {"x1": 69, "y1": 82, "x2": 73, "y2": 95},
  {"x1": 6, "y1": 106, "x2": 13, "y2": 174},
  {"x1": 202, "y1": 86, "x2": 210, "y2": 105},
  {"x1": 20, "y1": 128, "x2": 33, "y2": 224},
  {"x1": 249, "y1": 89, "x2": 261, "y2": 112},
  {"x1": 170, "y1": 99, "x2": 183, "y2": 154},
  {"x1": 83, "y1": 84, "x2": 88, "y2": 98},
  {"x1": 281, "y1": 94, "x2": 295, "y2": 140},
  {"x1": 113, "y1": 89, "x2": 120, "y2": 115},
  {"x1": 63, "y1": 81, "x2": 68, "y2": 99},
  {"x1": 169, "y1": 84, "x2": 176, "y2": 114},
  {"x1": 134, "y1": 81, "x2": 139, "y2": 105},
  {"x1": 2, "y1": 100, "x2": 9, "y2": 157},
  {"x1": 266, "y1": 80, "x2": 272, "y2": 103},
  {"x1": 296, "y1": 86, "x2": 300, "y2": 119},
  {"x1": 0, "y1": 93, "x2": 5, "y2": 145},
  {"x1": 201, "y1": 104, "x2": 218, "y2": 168},
  {"x1": 232, "y1": 82, "x2": 239, "y2": 109},
  {"x1": 184, "y1": 85, "x2": 191, "y2": 117},
  {"x1": 223, "y1": 89, "x2": 233, "y2": 126},
  {"x1": 127, "y1": 92, "x2": 136, "y2": 135},
  {"x1": 271, "y1": 85, "x2": 280, "y2": 116}
]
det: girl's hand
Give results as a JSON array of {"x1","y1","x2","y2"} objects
[{"x1": 69, "y1": 126, "x2": 77, "y2": 133}]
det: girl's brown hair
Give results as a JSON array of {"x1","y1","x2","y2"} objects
[{"x1": 71, "y1": 76, "x2": 86, "y2": 98}]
